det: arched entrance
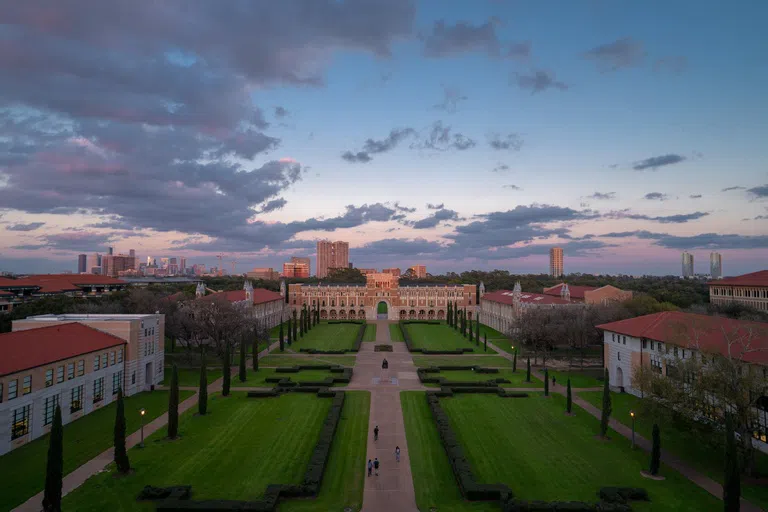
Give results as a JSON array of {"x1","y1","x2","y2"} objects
[
  {"x1": 377, "y1": 301, "x2": 388, "y2": 320},
  {"x1": 616, "y1": 367, "x2": 624, "y2": 390}
]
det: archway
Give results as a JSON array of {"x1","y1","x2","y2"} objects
[
  {"x1": 377, "y1": 301, "x2": 388, "y2": 320},
  {"x1": 616, "y1": 367, "x2": 624, "y2": 390},
  {"x1": 320, "y1": 309, "x2": 328, "y2": 319},
  {"x1": 339, "y1": 309, "x2": 347, "y2": 319}
]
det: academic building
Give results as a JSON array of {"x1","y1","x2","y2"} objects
[
  {"x1": 480, "y1": 282, "x2": 577, "y2": 334},
  {"x1": 0, "y1": 274, "x2": 128, "y2": 313},
  {"x1": 287, "y1": 272, "x2": 478, "y2": 320},
  {"x1": 708, "y1": 270, "x2": 768, "y2": 312},
  {"x1": 194, "y1": 281, "x2": 288, "y2": 329},
  {"x1": 0, "y1": 313, "x2": 165, "y2": 455},
  {"x1": 542, "y1": 283, "x2": 633, "y2": 304}
]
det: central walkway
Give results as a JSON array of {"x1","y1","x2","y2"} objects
[{"x1": 347, "y1": 320, "x2": 421, "y2": 512}]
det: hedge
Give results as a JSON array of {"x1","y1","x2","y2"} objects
[
  {"x1": 502, "y1": 500, "x2": 632, "y2": 511},
  {"x1": 374, "y1": 344, "x2": 393, "y2": 352},
  {"x1": 416, "y1": 367, "x2": 505, "y2": 387},
  {"x1": 598, "y1": 487, "x2": 649, "y2": 504},
  {"x1": 327, "y1": 320, "x2": 365, "y2": 324}
]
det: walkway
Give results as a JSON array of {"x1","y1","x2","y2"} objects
[{"x1": 347, "y1": 320, "x2": 420, "y2": 512}]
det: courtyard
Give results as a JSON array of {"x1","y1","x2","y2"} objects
[
  {"x1": 402, "y1": 322, "x2": 491, "y2": 353},
  {"x1": 288, "y1": 321, "x2": 362, "y2": 352}
]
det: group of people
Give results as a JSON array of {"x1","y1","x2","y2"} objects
[{"x1": 367, "y1": 425, "x2": 401, "y2": 477}]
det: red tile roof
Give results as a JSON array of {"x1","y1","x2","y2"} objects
[
  {"x1": 200, "y1": 288, "x2": 283, "y2": 305},
  {"x1": 597, "y1": 311, "x2": 768, "y2": 365},
  {"x1": 482, "y1": 289, "x2": 572, "y2": 306},
  {"x1": 0, "y1": 323, "x2": 126, "y2": 376},
  {"x1": 0, "y1": 274, "x2": 127, "y2": 294},
  {"x1": 542, "y1": 283, "x2": 597, "y2": 299},
  {"x1": 708, "y1": 270, "x2": 768, "y2": 287}
]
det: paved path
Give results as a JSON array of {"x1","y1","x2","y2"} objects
[{"x1": 346, "y1": 320, "x2": 420, "y2": 512}]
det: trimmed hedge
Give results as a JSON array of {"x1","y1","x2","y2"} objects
[
  {"x1": 598, "y1": 487, "x2": 649, "y2": 504},
  {"x1": 374, "y1": 344, "x2": 393, "y2": 352},
  {"x1": 502, "y1": 500, "x2": 632, "y2": 511},
  {"x1": 137, "y1": 485, "x2": 191, "y2": 501},
  {"x1": 416, "y1": 367, "x2": 506, "y2": 388},
  {"x1": 327, "y1": 320, "x2": 365, "y2": 324},
  {"x1": 246, "y1": 390, "x2": 279, "y2": 398}
]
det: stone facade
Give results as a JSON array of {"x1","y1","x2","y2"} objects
[{"x1": 708, "y1": 270, "x2": 768, "y2": 312}]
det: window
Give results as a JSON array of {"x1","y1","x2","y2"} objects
[
  {"x1": 651, "y1": 358, "x2": 663, "y2": 374},
  {"x1": 0, "y1": 382, "x2": 3, "y2": 403},
  {"x1": 673, "y1": 347, "x2": 679, "y2": 357},
  {"x1": 11, "y1": 405, "x2": 31, "y2": 439},
  {"x1": 110, "y1": 351, "x2": 115, "y2": 366},
  {"x1": 618, "y1": 352, "x2": 621, "y2": 361},
  {"x1": 642, "y1": 339, "x2": 647, "y2": 349},
  {"x1": 101, "y1": 353, "x2": 107, "y2": 368},
  {"x1": 67, "y1": 362, "x2": 74, "y2": 380},
  {"x1": 658, "y1": 343, "x2": 663, "y2": 353},
  {"x1": 77, "y1": 359, "x2": 84, "y2": 376},
  {"x1": 71, "y1": 385, "x2": 84, "y2": 413},
  {"x1": 46, "y1": 369, "x2": 54, "y2": 387},
  {"x1": 650, "y1": 341, "x2": 654, "y2": 350},
  {"x1": 22, "y1": 375, "x2": 31, "y2": 395},
  {"x1": 132, "y1": 372, "x2": 136, "y2": 385},
  {"x1": 623, "y1": 336, "x2": 626, "y2": 345},
  {"x1": 43, "y1": 395, "x2": 60, "y2": 426},
  {"x1": 112, "y1": 371, "x2": 123, "y2": 395},
  {"x1": 94, "y1": 355, "x2": 100, "y2": 371},
  {"x1": 93, "y1": 377, "x2": 104, "y2": 403},
  {"x1": 117, "y1": 349, "x2": 123, "y2": 364}
]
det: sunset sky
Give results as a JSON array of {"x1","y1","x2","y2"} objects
[{"x1": 0, "y1": 1, "x2": 766, "y2": 276}]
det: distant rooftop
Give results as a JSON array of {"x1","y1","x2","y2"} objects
[
  {"x1": 23, "y1": 313, "x2": 160, "y2": 322},
  {"x1": 709, "y1": 270, "x2": 768, "y2": 287}
]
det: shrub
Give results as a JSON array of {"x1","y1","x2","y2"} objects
[
  {"x1": 246, "y1": 390, "x2": 278, "y2": 398},
  {"x1": 598, "y1": 487, "x2": 649, "y2": 504},
  {"x1": 374, "y1": 344, "x2": 393, "y2": 352}
]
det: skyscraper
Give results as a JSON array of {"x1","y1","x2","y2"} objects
[
  {"x1": 549, "y1": 247, "x2": 564, "y2": 278},
  {"x1": 290, "y1": 256, "x2": 311, "y2": 276},
  {"x1": 409, "y1": 265, "x2": 427, "y2": 278},
  {"x1": 77, "y1": 254, "x2": 87, "y2": 273},
  {"x1": 180, "y1": 257, "x2": 187, "y2": 275},
  {"x1": 316, "y1": 240, "x2": 350, "y2": 278},
  {"x1": 710, "y1": 252, "x2": 722, "y2": 279},
  {"x1": 107, "y1": 246, "x2": 114, "y2": 255},
  {"x1": 682, "y1": 251, "x2": 694, "y2": 278},
  {"x1": 86, "y1": 253, "x2": 101, "y2": 274}
]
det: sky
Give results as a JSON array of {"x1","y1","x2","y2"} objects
[{"x1": 0, "y1": 0, "x2": 766, "y2": 277}]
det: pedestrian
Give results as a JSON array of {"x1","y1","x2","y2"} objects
[
  {"x1": 374, "y1": 425, "x2": 379, "y2": 441},
  {"x1": 552, "y1": 375, "x2": 557, "y2": 386},
  {"x1": 367, "y1": 459, "x2": 373, "y2": 477},
  {"x1": 395, "y1": 446, "x2": 401, "y2": 463},
  {"x1": 374, "y1": 457, "x2": 380, "y2": 476}
]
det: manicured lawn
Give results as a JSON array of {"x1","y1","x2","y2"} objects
[
  {"x1": 477, "y1": 323, "x2": 509, "y2": 339},
  {"x1": 403, "y1": 323, "x2": 493, "y2": 353},
  {"x1": 389, "y1": 323, "x2": 405, "y2": 341},
  {"x1": 260, "y1": 354, "x2": 358, "y2": 367},
  {"x1": 412, "y1": 355, "x2": 513, "y2": 368},
  {"x1": 548, "y1": 369, "x2": 604, "y2": 388},
  {"x1": 401, "y1": 391, "x2": 495, "y2": 511},
  {"x1": 579, "y1": 391, "x2": 768, "y2": 509},
  {"x1": 269, "y1": 320, "x2": 289, "y2": 338},
  {"x1": 488, "y1": 338, "x2": 517, "y2": 355},
  {"x1": 0, "y1": 390, "x2": 193, "y2": 511},
  {"x1": 363, "y1": 323, "x2": 377, "y2": 341},
  {"x1": 281, "y1": 391, "x2": 370, "y2": 511},
  {"x1": 439, "y1": 393, "x2": 720, "y2": 510},
  {"x1": 231, "y1": 368, "x2": 348, "y2": 387},
  {"x1": 290, "y1": 322, "x2": 361, "y2": 351},
  {"x1": 63, "y1": 392, "x2": 332, "y2": 509},
  {"x1": 422, "y1": 369, "x2": 542, "y2": 388},
  {"x1": 163, "y1": 367, "x2": 222, "y2": 387}
]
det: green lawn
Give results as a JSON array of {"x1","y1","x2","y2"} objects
[
  {"x1": 477, "y1": 323, "x2": 509, "y2": 340},
  {"x1": 440, "y1": 393, "x2": 720, "y2": 510},
  {"x1": 579, "y1": 391, "x2": 768, "y2": 509},
  {"x1": 260, "y1": 354, "x2": 358, "y2": 367},
  {"x1": 389, "y1": 323, "x2": 405, "y2": 341},
  {"x1": 63, "y1": 393, "x2": 332, "y2": 510},
  {"x1": 163, "y1": 367, "x2": 223, "y2": 387},
  {"x1": 548, "y1": 369, "x2": 604, "y2": 388},
  {"x1": 281, "y1": 391, "x2": 370, "y2": 511},
  {"x1": 231, "y1": 368, "x2": 348, "y2": 387},
  {"x1": 401, "y1": 391, "x2": 496, "y2": 512},
  {"x1": 363, "y1": 323, "x2": 377, "y2": 341},
  {"x1": 422, "y1": 369, "x2": 542, "y2": 388},
  {"x1": 269, "y1": 320, "x2": 289, "y2": 338},
  {"x1": 0, "y1": 390, "x2": 193, "y2": 511},
  {"x1": 290, "y1": 322, "x2": 361, "y2": 351},
  {"x1": 488, "y1": 338, "x2": 517, "y2": 355},
  {"x1": 403, "y1": 323, "x2": 493, "y2": 353},
  {"x1": 412, "y1": 355, "x2": 513, "y2": 368}
]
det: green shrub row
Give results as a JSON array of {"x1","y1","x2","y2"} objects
[
  {"x1": 502, "y1": 500, "x2": 632, "y2": 511},
  {"x1": 275, "y1": 364, "x2": 343, "y2": 373},
  {"x1": 299, "y1": 348, "x2": 348, "y2": 354},
  {"x1": 352, "y1": 323, "x2": 366, "y2": 351},
  {"x1": 598, "y1": 487, "x2": 649, "y2": 504},
  {"x1": 246, "y1": 390, "x2": 279, "y2": 398},
  {"x1": 267, "y1": 368, "x2": 353, "y2": 387},
  {"x1": 327, "y1": 320, "x2": 365, "y2": 324},
  {"x1": 400, "y1": 320, "x2": 442, "y2": 324},
  {"x1": 417, "y1": 367, "x2": 504, "y2": 386},
  {"x1": 374, "y1": 344, "x2": 393, "y2": 352}
]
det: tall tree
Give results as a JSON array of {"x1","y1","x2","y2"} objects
[
  {"x1": 599, "y1": 368, "x2": 611, "y2": 438},
  {"x1": 475, "y1": 318, "x2": 480, "y2": 345},
  {"x1": 198, "y1": 353, "x2": 208, "y2": 415},
  {"x1": 724, "y1": 413, "x2": 741, "y2": 511},
  {"x1": 287, "y1": 316, "x2": 293, "y2": 345},
  {"x1": 544, "y1": 368, "x2": 549, "y2": 396},
  {"x1": 454, "y1": 305, "x2": 459, "y2": 330},
  {"x1": 649, "y1": 424, "x2": 661, "y2": 476},
  {"x1": 447, "y1": 302, "x2": 453, "y2": 327},
  {"x1": 239, "y1": 336, "x2": 247, "y2": 382},
  {"x1": 299, "y1": 308, "x2": 305, "y2": 337},
  {"x1": 468, "y1": 318, "x2": 474, "y2": 342},
  {"x1": 513, "y1": 349, "x2": 517, "y2": 372},
  {"x1": 43, "y1": 404, "x2": 63, "y2": 512},
  {"x1": 484, "y1": 333, "x2": 487, "y2": 352},
  {"x1": 114, "y1": 388, "x2": 130, "y2": 473},
  {"x1": 566, "y1": 379, "x2": 572, "y2": 414},
  {"x1": 279, "y1": 317, "x2": 285, "y2": 352},
  {"x1": 526, "y1": 358, "x2": 531, "y2": 382},
  {"x1": 222, "y1": 342, "x2": 231, "y2": 397},
  {"x1": 167, "y1": 364, "x2": 179, "y2": 438},
  {"x1": 292, "y1": 309, "x2": 298, "y2": 340},
  {"x1": 252, "y1": 330, "x2": 259, "y2": 372}
]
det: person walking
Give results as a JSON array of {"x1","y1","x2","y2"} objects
[
  {"x1": 374, "y1": 457, "x2": 380, "y2": 476},
  {"x1": 395, "y1": 446, "x2": 401, "y2": 463},
  {"x1": 367, "y1": 459, "x2": 373, "y2": 477},
  {"x1": 374, "y1": 425, "x2": 379, "y2": 441},
  {"x1": 552, "y1": 375, "x2": 557, "y2": 386}
]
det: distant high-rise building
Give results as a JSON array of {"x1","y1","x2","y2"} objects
[
  {"x1": 283, "y1": 261, "x2": 310, "y2": 278},
  {"x1": 107, "y1": 246, "x2": 113, "y2": 256},
  {"x1": 248, "y1": 267, "x2": 280, "y2": 280},
  {"x1": 348, "y1": 262, "x2": 353, "y2": 269},
  {"x1": 409, "y1": 265, "x2": 427, "y2": 279},
  {"x1": 710, "y1": 252, "x2": 722, "y2": 279},
  {"x1": 682, "y1": 251, "x2": 694, "y2": 278},
  {"x1": 382, "y1": 268, "x2": 401, "y2": 277},
  {"x1": 101, "y1": 254, "x2": 135, "y2": 277},
  {"x1": 549, "y1": 247, "x2": 564, "y2": 278},
  {"x1": 180, "y1": 257, "x2": 187, "y2": 275},
  {"x1": 160, "y1": 257, "x2": 169, "y2": 269},
  {"x1": 316, "y1": 240, "x2": 350, "y2": 278},
  {"x1": 77, "y1": 254, "x2": 87, "y2": 273},
  {"x1": 290, "y1": 256, "x2": 311, "y2": 276},
  {"x1": 86, "y1": 253, "x2": 101, "y2": 275},
  {"x1": 129, "y1": 249, "x2": 136, "y2": 269}
]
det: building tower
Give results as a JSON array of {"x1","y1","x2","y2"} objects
[
  {"x1": 710, "y1": 252, "x2": 722, "y2": 279},
  {"x1": 244, "y1": 280, "x2": 253, "y2": 303},
  {"x1": 77, "y1": 254, "x2": 87, "y2": 273},
  {"x1": 316, "y1": 240, "x2": 350, "y2": 278},
  {"x1": 195, "y1": 282, "x2": 206, "y2": 298},
  {"x1": 479, "y1": 281, "x2": 486, "y2": 298},
  {"x1": 560, "y1": 283, "x2": 571, "y2": 302},
  {"x1": 279, "y1": 279, "x2": 286, "y2": 299},
  {"x1": 549, "y1": 247, "x2": 564, "y2": 278},
  {"x1": 682, "y1": 251, "x2": 694, "y2": 278},
  {"x1": 512, "y1": 281, "x2": 522, "y2": 316}
]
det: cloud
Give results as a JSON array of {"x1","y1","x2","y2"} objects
[
  {"x1": 512, "y1": 70, "x2": 568, "y2": 93},
  {"x1": 274, "y1": 106, "x2": 289, "y2": 118},
  {"x1": 432, "y1": 86, "x2": 468, "y2": 113},
  {"x1": 584, "y1": 38, "x2": 645, "y2": 71},
  {"x1": 492, "y1": 164, "x2": 510, "y2": 173},
  {"x1": 747, "y1": 184, "x2": 768, "y2": 199},
  {"x1": 6, "y1": 222, "x2": 46, "y2": 231},
  {"x1": 410, "y1": 208, "x2": 461, "y2": 229},
  {"x1": 341, "y1": 127, "x2": 416, "y2": 163},
  {"x1": 503, "y1": 185, "x2": 522, "y2": 190},
  {"x1": 722, "y1": 186, "x2": 745, "y2": 192},
  {"x1": 588, "y1": 192, "x2": 616, "y2": 200},
  {"x1": 260, "y1": 198, "x2": 287, "y2": 213},
  {"x1": 689, "y1": 194, "x2": 702, "y2": 199},
  {"x1": 412, "y1": 121, "x2": 475, "y2": 151},
  {"x1": 426, "y1": 203, "x2": 444, "y2": 210},
  {"x1": 354, "y1": 238, "x2": 445, "y2": 258},
  {"x1": 422, "y1": 19, "x2": 528, "y2": 59},
  {"x1": 600, "y1": 231, "x2": 768, "y2": 250},
  {"x1": 341, "y1": 151, "x2": 372, "y2": 163},
  {"x1": 604, "y1": 210, "x2": 709, "y2": 224},
  {"x1": 644, "y1": 192, "x2": 669, "y2": 201},
  {"x1": 13, "y1": 230, "x2": 117, "y2": 252},
  {"x1": 653, "y1": 56, "x2": 687, "y2": 74},
  {"x1": 393, "y1": 202, "x2": 416, "y2": 213},
  {"x1": 488, "y1": 133, "x2": 523, "y2": 151},
  {"x1": 632, "y1": 154, "x2": 687, "y2": 171}
]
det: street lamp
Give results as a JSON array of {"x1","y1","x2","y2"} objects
[
  {"x1": 630, "y1": 411, "x2": 636, "y2": 449},
  {"x1": 139, "y1": 408, "x2": 146, "y2": 448}
]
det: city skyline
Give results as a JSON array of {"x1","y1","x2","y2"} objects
[{"x1": 1, "y1": 2, "x2": 766, "y2": 277}]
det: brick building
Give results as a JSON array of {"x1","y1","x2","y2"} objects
[
  {"x1": 480, "y1": 282, "x2": 579, "y2": 334},
  {"x1": 708, "y1": 270, "x2": 768, "y2": 312},
  {"x1": 542, "y1": 283, "x2": 633, "y2": 304},
  {"x1": 316, "y1": 241, "x2": 349, "y2": 279}
]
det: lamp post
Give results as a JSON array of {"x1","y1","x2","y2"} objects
[
  {"x1": 139, "y1": 408, "x2": 146, "y2": 448},
  {"x1": 630, "y1": 411, "x2": 635, "y2": 449}
]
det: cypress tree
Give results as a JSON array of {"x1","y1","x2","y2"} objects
[
  {"x1": 475, "y1": 319, "x2": 480, "y2": 345},
  {"x1": 484, "y1": 333, "x2": 488, "y2": 352},
  {"x1": 544, "y1": 368, "x2": 549, "y2": 396},
  {"x1": 239, "y1": 338, "x2": 246, "y2": 382},
  {"x1": 723, "y1": 413, "x2": 741, "y2": 511},
  {"x1": 114, "y1": 388, "x2": 130, "y2": 473},
  {"x1": 650, "y1": 423, "x2": 661, "y2": 476},
  {"x1": 513, "y1": 349, "x2": 517, "y2": 372},
  {"x1": 252, "y1": 334, "x2": 259, "y2": 372},
  {"x1": 447, "y1": 302, "x2": 452, "y2": 326},
  {"x1": 198, "y1": 354, "x2": 208, "y2": 415},
  {"x1": 299, "y1": 309, "x2": 305, "y2": 337},
  {"x1": 468, "y1": 318, "x2": 474, "y2": 342},
  {"x1": 43, "y1": 404, "x2": 63, "y2": 512},
  {"x1": 566, "y1": 379, "x2": 572, "y2": 414},
  {"x1": 526, "y1": 358, "x2": 531, "y2": 382},
  {"x1": 167, "y1": 364, "x2": 179, "y2": 438},
  {"x1": 287, "y1": 316, "x2": 293, "y2": 345},
  {"x1": 292, "y1": 310, "x2": 298, "y2": 340},
  {"x1": 222, "y1": 343, "x2": 231, "y2": 397},
  {"x1": 279, "y1": 317, "x2": 285, "y2": 352},
  {"x1": 599, "y1": 368, "x2": 611, "y2": 438}
]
